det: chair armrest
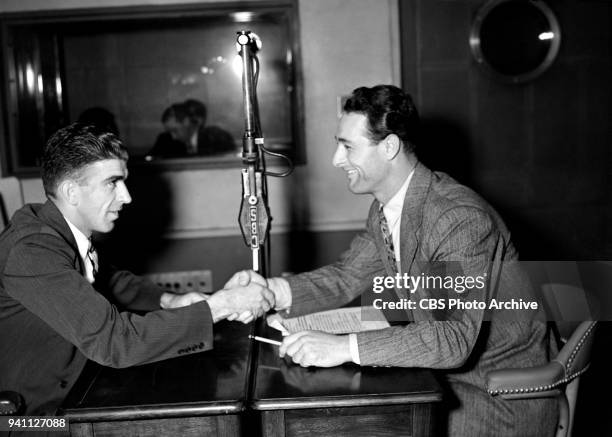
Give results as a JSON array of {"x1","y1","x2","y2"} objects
[
  {"x1": 486, "y1": 362, "x2": 565, "y2": 400},
  {"x1": 0, "y1": 391, "x2": 24, "y2": 415}
]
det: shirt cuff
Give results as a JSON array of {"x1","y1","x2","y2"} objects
[
  {"x1": 348, "y1": 333, "x2": 361, "y2": 364},
  {"x1": 267, "y1": 277, "x2": 292, "y2": 313}
]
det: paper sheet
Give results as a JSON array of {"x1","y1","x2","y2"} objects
[{"x1": 267, "y1": 306, "x2": 389, "y2": 335}]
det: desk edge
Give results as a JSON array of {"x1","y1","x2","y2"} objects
[
  {"x1": 250, "y1": 392, "x2": 443, "y2": 411},
  {"x1": 61, "y1": 400, "x2": 245, "y2": 422}
]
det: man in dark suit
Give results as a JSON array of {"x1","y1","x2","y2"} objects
[
  {"x1": 148, "y1": 100, "x2": 236, "y2": 158},
  {"x1": 0, "y1": 123, "x2": 273, "y2": 416},
  {"x1": 223, "y1": 85, "x2": 557, "y2": 435}
]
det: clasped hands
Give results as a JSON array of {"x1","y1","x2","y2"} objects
[
  {"x1": 160, "y1": 270, "x2": 272, "y2": 323},
  {"x1": 160, "y1": 270, "x2": 353, "y2": 367}
]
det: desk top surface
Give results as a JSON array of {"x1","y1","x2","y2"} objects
[
  {"x1": 60, "y1": 319, "x2": 444, "y2": 420},
  {"x1": 251, "y1": 324, "x2": 443, "y2": 410},
  {"x1": 60, "y1": 320, "x2": 253, "y2": 422}
]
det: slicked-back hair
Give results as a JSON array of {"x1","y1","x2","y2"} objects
[
  {"x1": 161, "y1": 103, "x2": 188, "y2": 123},
  {"x1": 42, "y1": 122, "x2": 128, "y2": 198},
  {"x1": 184, "y1": 99, "x2": 207, "y2": 125},
  {"x1": 343, "y1": 85, "x2": 419, "y2": 153},
  {"x1": 161, "y1": 99, "x2": 207, "y2": 126}
]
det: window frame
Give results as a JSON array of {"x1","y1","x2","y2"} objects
[{"x1": 0, "y1": 0, "x2": 304, "y2": 176}]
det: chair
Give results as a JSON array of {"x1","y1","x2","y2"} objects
[
  {"x1": 0, "y1": 176, "x2": 24, "y2": 232},
  {"x1": 0, "y1": 391, "x2": 24, "y2": 415},
  {"x1": 486, "y1": 321, "x2": 598, "y2": 437}
]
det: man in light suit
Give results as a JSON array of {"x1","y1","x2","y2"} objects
[
  {"x1": 225, "y1": 85, "x2": 557, "y2": 435},
  {"x1": 0, "y1": 123, "x2": 273, "y2": 416}
]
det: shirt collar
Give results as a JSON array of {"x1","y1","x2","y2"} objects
[
  {"x1": 190, "y1": 130, "x2": 199, "y2": 150},
  {"x1": 64, "y1": 217, "x2": 90, "y2": 260},
  {"x1": 381, "y1": 169, "x2": 415, "y2": 227}
]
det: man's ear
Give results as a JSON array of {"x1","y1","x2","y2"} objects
[
  {"x1": 383, "y1": 134, "x2": 401, "y2": 160},
  {"x1": 57, "y1": 179, "x2": 79, "y2": 206}
]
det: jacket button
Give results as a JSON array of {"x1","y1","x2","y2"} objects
[{"x1": 60, "y1": 380, "x2": 68, "y2": 388}]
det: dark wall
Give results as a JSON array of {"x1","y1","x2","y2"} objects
[
  {"x1": 400, "y1": 0, "x2": 612, "y2": 260},
  {"x1": 399, "y1": 2, "x2": 612, "y2": 434},
  {"x1": 100, "y1": 225, "x2": 360, "y2": 290}
]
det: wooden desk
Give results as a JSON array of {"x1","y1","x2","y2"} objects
[
  {"x1": 250, "y1": 325, "x2": 443, "y2": 437},
  {"x1": 60, "y1": 320, "x2": 253, "y2": 437}
]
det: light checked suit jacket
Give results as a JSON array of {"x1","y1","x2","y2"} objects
[{"x1": 286, "y1": 162, "x2": 557, "y2": 436}]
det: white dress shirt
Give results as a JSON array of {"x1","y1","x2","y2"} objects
[
  {"x1": 273, "y1": 169, "x2": 416, "y2": 365},
  {"x1": 380, "y1": 170, "x2": 415, "y2": 274},
  {"x1": 348, "y1": 169, "x2": 414, "y2": 363},
  {"x1": 64, "y1": 218, "x2": 96, "y2": 284}
]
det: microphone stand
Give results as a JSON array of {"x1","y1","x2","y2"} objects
[{"x1": 237, "y1": 31, "x2": 269, "y2": 276}]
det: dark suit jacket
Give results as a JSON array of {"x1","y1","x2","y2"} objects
[
  {"x1": 148, "y1": 132, "x2": 189, "y2": 158},
  {"x1": 0, "y1": 201, "x2": 214, "y2": 416},
  {"x1": 286, "y1": 163, "x2": 557, "y2": 436},
  {"x1": 148, "y1": 126, "x2": 236, "y2": 158},
  {"x1": 197, "y1": 126, "x2": 236, "y2": 156}
]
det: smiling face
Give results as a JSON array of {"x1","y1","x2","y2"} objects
[
  {"x1": 72, "y1": 159, "x2": 132, "y2": 236},
  {"x1": 333, "y1": 112, "x2": 391, "y2": 200}
]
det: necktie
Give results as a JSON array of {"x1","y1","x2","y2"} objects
[
  {"x1": 87, "y1": 240, "x2": 98, "y2": 278},
  {"x1": 378, "y1": 206, "x2": 398, "y2": 273}
]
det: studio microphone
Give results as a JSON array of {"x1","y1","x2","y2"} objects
[
  {"x1": 237, "y1": 31, "x2": 269, "y2": 273},
  {"x1": 238, "y1": 162, "x2": 269, "y2": 273}
]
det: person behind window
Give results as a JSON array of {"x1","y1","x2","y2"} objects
[
  {"x1": 148, "y1": 100, "x2": 236, "y2": 158},
  {"x1": 148, "y1": 103, "x2": 191, "y2": 158},
  {"x1": 183, "y1": 98, "x2": 237, "y2": 156}
]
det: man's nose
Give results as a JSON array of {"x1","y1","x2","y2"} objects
[
  {"x1": 117, "y1": 182, "x2": 132, "y2": 204},
  {"x1": 332, "y1": 145, "x2": 345, "y2": 168}
]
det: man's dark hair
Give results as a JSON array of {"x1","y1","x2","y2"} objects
[
  {"x1": 161, "y1": 103, "x2": 188, "y2": 123},
  {"x1": 343, "y1": 85, "x2": 419, "y2": 153},
  {"x1": 161, "y1": 99, "x2": 207, "y2": 126},
  {"x1": 42, "y1": 122, "x2": 128, "y2": 198},
  {"x1": 184, "y1": 99, "x2": 207, "y2": 125}
]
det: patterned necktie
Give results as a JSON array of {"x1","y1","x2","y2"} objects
[
  {"x1": 87, "y1": 240, "x2": 98, "y2": 278},
  {"x1": 378, "y1": 206, "x2": 398, "y2": 273}
]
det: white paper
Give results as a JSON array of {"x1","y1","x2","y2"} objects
[{"x1": 267, "y1": 306, "x2": 389, "y2": 335}]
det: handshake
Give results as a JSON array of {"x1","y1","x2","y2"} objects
[{"x1": 159, "y1": 270, "x2": 275, "y2": 323}]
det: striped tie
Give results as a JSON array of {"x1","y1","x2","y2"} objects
[
  {"x1": 87, "y1": 240, "x2": 98, "y2": 278},
  {"x1": 378, "y1": 206, "x2": 398, "y2": 273}
]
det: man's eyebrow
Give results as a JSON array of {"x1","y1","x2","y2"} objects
[
  {"x1": 335, "y1": 135, "x2": 350, "y2": 143},
  {"x1": 104, "y1": 174, "x2": 126, "y2": 183}
]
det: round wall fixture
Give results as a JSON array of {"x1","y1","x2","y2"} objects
[{"x1": 470, "y1": 0, "x2": 561, "y2": 84}]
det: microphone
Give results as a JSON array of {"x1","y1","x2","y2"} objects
[
  {"x1": 237, "y1": 31, "x2": 269, "y2": 273},
  {"x1": 236, "y1": 31, "x2": 262, "y2": 54},
  {"x1": 238, "y1": 162, "x2": 269, "y2": 273}
]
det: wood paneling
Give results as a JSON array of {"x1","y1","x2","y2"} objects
[{"x1": 401, "y1": 0, "x2": 612, "y2": 260}]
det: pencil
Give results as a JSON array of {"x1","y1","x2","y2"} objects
[{"x1": 248, "y1": 334, "x2": 282, "y2": 346}]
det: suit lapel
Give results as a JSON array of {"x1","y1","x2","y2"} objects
[
  {"x1": 399, "y1": 162, "x2": 433, "y2": 276},
  {"x1": 369, "y1": 162, "x2": 434, "y2": 276},
  {"x1": 39, "y1": 200, "x2": 86, "y2": 275}
]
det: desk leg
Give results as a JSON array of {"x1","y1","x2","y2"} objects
[
  {"x1": 261, "y1": 410, "x2": 286, "y2": 437},
  {"x1": 217, "y1": 415, "x2": 241, "y2": 437},
  {"x1": 412, "y1": 403, "x2": 436, "y2": 436},
  {"x1": 69, "y1": 422, "x2": 93, "y2": 437}
]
